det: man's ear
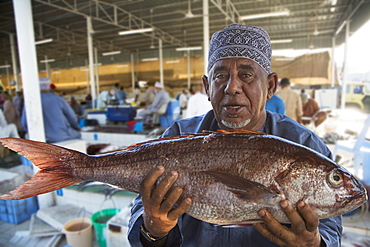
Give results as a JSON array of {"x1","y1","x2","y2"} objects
[
  {"x1": 201, "y1": 75, "x2": 210, "y2": 101},
  {"x1": 267, "y1": 72, "x2": 278, "y2": 100}
]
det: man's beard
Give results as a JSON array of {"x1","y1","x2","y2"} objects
[{"x1": 221, "y1": 119, "x2": 251, "y2": 129}]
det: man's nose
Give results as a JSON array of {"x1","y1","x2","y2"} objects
[{"x1": 225, "y1": 75, "x2": 243, "y2": 95}]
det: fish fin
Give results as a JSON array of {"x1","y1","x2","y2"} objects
[
  {"x1": 0, "y1": 138, "x2": 85, "y2": 200},
  {"x1": 216, "y1": 129, "x2": 266, "y2": 135},
  {"x1": 122, "y1": 133, "x2": 208, "y2": 150},
  {"x1": 204, "y1": 171, "x2": 278, "y2": 204}
]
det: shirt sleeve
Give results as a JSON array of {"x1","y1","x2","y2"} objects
[{"x1": 318, "y1": 216, "x2": 343, "y2": 246}]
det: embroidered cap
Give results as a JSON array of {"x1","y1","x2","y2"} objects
[{"x1": 207, "y1": 23, "x2": 272, "y2": 74}]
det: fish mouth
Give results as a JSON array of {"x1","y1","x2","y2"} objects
[
  {"x1": 335, "y1": 191, "x2": 367, "y2": 209},
  {"x1": 223, "y1": 105, "x2": 245, "y2": 117}
]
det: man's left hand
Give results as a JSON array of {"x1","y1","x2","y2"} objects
[{"x1": 254, "y1": 200, "x2": 323, "y2": 247}]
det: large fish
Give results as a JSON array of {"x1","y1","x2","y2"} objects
[{"x1": 0, "y1": 130, "x2": 367, "y2": 224}]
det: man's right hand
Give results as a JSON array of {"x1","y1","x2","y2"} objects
[{"x1": 140, "y1": 166, "x2": 192, "y2": 238}]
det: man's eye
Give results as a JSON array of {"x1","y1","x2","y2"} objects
[
  {"x1": 242, "y1": 73, "x2": 252, "y2": 78},
  {"x1": 214, "y1": 74, "x2": 227, "y2": 79}
]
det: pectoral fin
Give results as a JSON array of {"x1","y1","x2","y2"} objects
[{"x1": 204, "y1": 170, "x2": 280, "y2": 205}]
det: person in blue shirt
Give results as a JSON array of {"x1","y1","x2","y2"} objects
[
  {"x1": 128, "y1": 24, "x2": 342, "y2": 247},
  {"x1": 265, "y1": 94, "x2": 286, "y2": 114},
  {"x1": 137, "y1": 82, "x2": 169, "y2": 126},
  {"x1": 21, "y1": 78, "x2": 81, "y2": 143}
]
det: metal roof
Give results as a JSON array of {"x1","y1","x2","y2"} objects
[{"x1": 0, "y1": 0, "x2": 369, "y2": 70}]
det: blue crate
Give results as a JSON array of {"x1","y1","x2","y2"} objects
[
  {"x1": 0, "y1": 197, "x2": 39, "y2": 224},
  {"x1": 107, "y1": 106, "x2": 135, "y2": 121}
]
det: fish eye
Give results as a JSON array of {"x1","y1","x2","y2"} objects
[{"x1": 328, "y1": 171, "x2": 343, "y2": 187}]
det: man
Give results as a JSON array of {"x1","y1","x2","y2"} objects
[
  {"x1": 265, "y1": 94, "x2": 286, "y2": 114},
  {"x1": 137, "y1": 82, "x2": 169, "y2": 126},
  {"x1": 21, "y1": 77, "x2": 81, "y2": 143},
  {"x1": 301, "y1": 93, "x2": 328, "y2": 127},
  {"x1": 186, "y1": 86, "x2": 213, "y2": 118},
  {"x1": 276, "y1": 78, "x2": 303, "y2": 123},
  {"x1": 0, "y1": 108, "x2": 19, "y2": 138},
  {"x1": 97, "y1": 89, "x2": 115, "y2": 109},
  {"x1": 128, "y1": 24, "x2": 341, "y2": 246}
]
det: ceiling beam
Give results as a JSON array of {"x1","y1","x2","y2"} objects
[{"x1": 34, "y1": 0, "x2": 186, "y2": 47}]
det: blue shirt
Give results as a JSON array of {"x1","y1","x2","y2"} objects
[
  {"x1": 128, "y1": 110, "x2": 342, "y2": 247},
  {"x1": 21, "y1": 92, "x2": 81, "y2": 143},
  {"x1": 265, "y1": 94, "x2": 286, "y2": 114}
]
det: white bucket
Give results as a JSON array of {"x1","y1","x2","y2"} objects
[{"x1": 63, "y1": 217, "x2": 93, "y2": 247}]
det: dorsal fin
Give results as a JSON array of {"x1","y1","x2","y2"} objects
[
  {"x1": 122, "y1": 129, "x2": 265, "y2": 151},
  {"x1": 216, "y1": 129, "x2": 266, "y2": 135},
  {"x1": 122, "y1": 133, "x2": 208, "y2": 150}
]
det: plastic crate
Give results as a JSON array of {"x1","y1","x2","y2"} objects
[
  {"x1": 107, "y1": 106, "x2": 135, "y2": 121},
  {"x1": 0, "y1": 197, "x2": 39, "y2": 224}
]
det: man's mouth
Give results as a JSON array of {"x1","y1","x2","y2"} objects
[{"x1": 224, "y1": 105, "x2": 244, "y2": 117}]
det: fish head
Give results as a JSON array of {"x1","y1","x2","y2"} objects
[
  {"x1": 327, "y1": 167, "x2": 368, "y2": 216},
  {"x1": 276, "y1": 158, "x2": 367, "y2": 218}
]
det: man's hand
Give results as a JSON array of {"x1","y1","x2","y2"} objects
[
  {"x1": 254, "y1": 200, "x2": 323, "y2": 247},
  {"x1": 140, "y1": 166, "x2": 192, "y2": 238}
]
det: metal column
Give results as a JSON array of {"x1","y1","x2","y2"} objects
[
  {"x1": 203, "y1": 0, "x2": 209, "y2": 75},
  {"x1": 87, "y1": 17, "x2": 96, "y2": 109},
  {"x1": 12, "y1": 0, "x2": 45, "y2": 142},
  {"x1": 187, "y1": 50, "x2": 191, "y2": 89},
  {"x1": 159, "y1": 39, "x2": 164, "y2": 85},
  {"x1": 340, "y1": 21, "x2": 350, "y2": 110},
  {"x1": 131, "y1": 53, "x2": 135, "y2": 91},
  {"x1": 9, "y1": 34, "x2": 19, "y2": 91}
]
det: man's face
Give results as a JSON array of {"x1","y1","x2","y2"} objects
[{"x1": 203, "y1": 58, "x2": 277, "y2": 131}]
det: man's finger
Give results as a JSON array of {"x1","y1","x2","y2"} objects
[
  {"x1": 140, "y1": 166, "x2": 165, "y2": 201},
  {"x1": 258, "y1": 209, "x2": 292, "y2": 242},
  {"x1": 168, "y1": 198, "x2": 192, "y2": 221},
  {"x1": 151, "y1": 170, "x2": 178, "y2": 204},
  {"x1": 159, "y1": 186, "x2": 183, "y2": 213},
  {"x1": 280, "y1": 200, "x2": 306, "y2": 234},
  {"x1": 297, "y1": 201, "x2": 320, "y2": 232},
  {"x1": 253, "y1": 222, "x2": 286, "y2": 247}
]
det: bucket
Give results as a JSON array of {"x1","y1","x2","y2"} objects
[
  {"x1": 91, "y1": 208, "x2": 121, "y2": 247},
  {"x1": 63, "y1": 217, "x2": 93, "y2": 247}
]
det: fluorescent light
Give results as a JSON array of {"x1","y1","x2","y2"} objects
[
  {"x1": 102, "y1": 50, "x2": 121, "y2": 56},
  {"x1": 35, "y1": 38, "x2": 53, "y2": 45},
  {"x1": 0, "y1": 65, "x2": 11, "y2": 69},
  {"x1": 239, "y1": 10, "x2": 289, "y2": 20},
  {"x1": 118, "y1": 28, "x2": 153, "y2": 36},
  {"x1": 117, "y1": 64, "x2": 128, "y2": 68},
  {"x1": 176, "y1": 46, "x2": 202, "y2": 51},
  {"x1": 166, "y1": 60, "x2": 180, "y2": 64},
  {"x1": 52, "y1": 71, "x2": 61, "y2": 74},
  {"x1": 141, "y1": 58, "x2": 158, "y2": 62},
  {"x1": 271, "y1": 39, "x2": 292, "y2": 44},
  {"x1": 40, "y1": 59, "x2": 55, "y2": 63}
]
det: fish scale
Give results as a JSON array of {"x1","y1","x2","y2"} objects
[{"x1": 0, "y1": 130, "x2": 367, "y2": 225}]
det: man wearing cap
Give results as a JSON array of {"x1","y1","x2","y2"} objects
[
  {"x1": 21, "y1": 77, "x2": 81, "y2": 143},
  {"x1": 128, "y1": 24, "x2": 341, "y2": 246},
  {"x1": 136, "y1": 82, "x2": 169, "y2": 127}
]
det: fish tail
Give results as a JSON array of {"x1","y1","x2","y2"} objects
[{"x1": 0, "y1": 138, "x2": 86, "y2": 200}]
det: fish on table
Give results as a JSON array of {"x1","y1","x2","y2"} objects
[{"x1": 0, "y1": 130, "x2": 367, "y2": 225}]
